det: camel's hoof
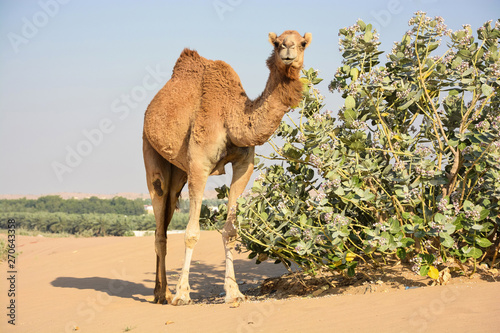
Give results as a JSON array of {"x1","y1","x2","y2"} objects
[
  {"x1": 153, "y1": 298, "x2": 168, "y2": 304},
  {"x1": 225, "y1": 294, "x2": 248, "y2": 304},
  {"x1": 153, "y1": 294, "x2": 173, "y2": 305},
  {"x1": 171, "y1": 295, "x2": 193, "y2": 306}
]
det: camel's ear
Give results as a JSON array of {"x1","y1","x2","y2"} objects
[
  {"x1": 268, "y1": 32, "x2": 278, "y2": 46},
  {"x1": 303, "y1": 32, "x2": 312, "y2": 48}
]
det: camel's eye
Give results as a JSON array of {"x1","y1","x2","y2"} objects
[
  {"x1": 274, "y1": 41, "x2": 280, "y2": 48},
  {"x1": 301, "y1": 41, "x2": 307, "y2": 48}
]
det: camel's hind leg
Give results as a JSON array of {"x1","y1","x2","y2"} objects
[{"x1": 143, "y1": 137, "x2": 186, "y2": 304}]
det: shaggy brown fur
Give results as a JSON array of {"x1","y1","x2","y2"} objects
[{"x1": 142, "y1": 30, "x2": 312, "y2": 305}]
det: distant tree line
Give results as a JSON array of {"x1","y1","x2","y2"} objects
[
  {"x1": 0, "y1": 195, "x2": 148, "y2": 215},
  {"x1": 0, "y1": 196, "x2": 227, "y2": 236},
  {"x1": 0, "y1": 212, "x2": 153, "y2": 236}
]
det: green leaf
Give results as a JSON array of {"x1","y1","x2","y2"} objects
[
  {"x1": 402, "y1": 212, "x2": 412, "y2": 220},
  {"x1": 479, "y1": 208, "x2": 490, "y2": 221},
  {"x1": 389, "y1": 218, "x2": 400, "y2": 233},
  {"x1": 415, "y1": 229, "x2": 426, "y2": 238},
  {"x1": 434, "y1": 213, "x2": 444, "y2": 223},
  {"x1": 283, "y1": 143, "x2": 302, "y2": 159},
  {"x1": 461, "y1": 67, "x2": 474, "y2": 77},
  {"x1": 252, "y1": 182, "x2": 263, "y2": 193},
  {"x1": 396, "y1": 248, "x2": 406, "y2": 260},
  {"x1": 464, "y1": 246, "x2": 483, "y2": 259},
  {"x1": 463, "y1": 200, "x2": 474, "y2": 210},
  {"x1": 412, "y1": 215, "x2": 424, "y2": 225},
  {"x1": 325, "y1": 170, "x2": 336, "y2": 180},
  {"x1": 419, "y1": 265, "x2": 430, "y2": 276},
  {"x1": 364, "y1": 31, "x2": 373, "y2": 43},
  {"x1": 440, "y1": 234, "x2": 455, "y2": 248},
  {"x1": 334, "y1": 187, "x2": 345, "y2": 196},
  {"x1": 349, "y1": 141, "x2": 365, "y2": 151},
  {"x1": 401, "y1": 33, "x2": 410, "y2": 45},
  {"x1": 345, "y1": 95, "x2": 356, "y2": 110},
  {"x1": 401, "y1": 237, "x2": 415, "y2": 247},
  {"x1": 451, "y1": 56, "x2": 462, "y2": 69},
  {"x1": 382, "y1": 164, "x2": 392, "y2": 175},
  {"x1": 344, "y1": 108, "x2": 357, "y2": 125},
  {"x1": 449, "y1": 138, "x2": 459, "y2": 147},
  {"x1": 350, "y1": 68, "x2": 359, "y2": 81},
  {"x1": 476, "y1": 237, "x2": 493, "y2": 248},
  {"x1": 299, "y1": 214, "x2": 307, "y2": 227},
  {"x1": 481, "y1": 84, "x2": 494, "y2": 97},
  {"x1": 357, "y1": 19, "x2": 366, "y2": 31},
  {"x1": 428, "y1": 42, "x2": 439, "y2": 52},
  {"x1": 443, "y1": 223, "x2": 456, "y2": 234}
]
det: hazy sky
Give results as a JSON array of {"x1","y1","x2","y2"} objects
[{"x1": 1, "y1": 0, "x2": 498, "y2": 195}]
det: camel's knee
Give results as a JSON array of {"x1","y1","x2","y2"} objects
[
  {"x1": 155, "y1": 235, "x2": 166, "y2": 246},
  {"x1": 184, "y1": 232, "x2": 200, "y2": 249},
  {"x1": 152, "y1": 178, "x2": 164, "y2": 197},
  {"x1": 222, "y1": 225, "x2": 238, "y2": 250},
  {"x1": 222, "y1": 228, "x2": 237, "y2": 241},
  {"x1": 155, "y1": 235, "x2": 166, "y2": 253}
]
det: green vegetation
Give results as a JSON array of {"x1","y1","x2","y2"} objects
[
  {"x1": 0, "y1": 195, "x2": 147, "y2": 215},
  {"x1": 209, "y1": 14, "x2": 500, "y2": 278},
  {"x1": 1, "y1": 195, "x2": 226, "y2": 236},
  {"x1": 0, "y1": 238, "x2": 8, "y2": 261},
  {"x1": 0, "y1": 212, "x2": 152, "y2": 237}
]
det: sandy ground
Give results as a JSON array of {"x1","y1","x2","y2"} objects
[{"x1": 1, "y1": 231, "x2": 499, "y2": 333}]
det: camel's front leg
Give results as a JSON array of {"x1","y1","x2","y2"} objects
[
  {"x1": 171, "y1": 163, "x2": 209, "y2": 306},
  {"x1": 223, "y1": 147, "x2": 255, "y2": 303}
]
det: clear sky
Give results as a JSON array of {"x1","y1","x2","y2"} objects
[{"x1": 1, "y1": 0, "x2": 499, "y2": 195}]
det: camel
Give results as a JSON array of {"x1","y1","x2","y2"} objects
[{"x1": 142, "y1": 30, "x2": 312, "y2": 305}]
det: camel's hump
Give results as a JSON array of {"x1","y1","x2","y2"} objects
[
  {"x1": 179, "y1": 48, "x2": 202, "y2": 60},
  {"x1": 171, "y1": 48, "x2": 208, "y2": 78}
]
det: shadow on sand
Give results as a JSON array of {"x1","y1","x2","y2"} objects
[
  {"x1": 51, "y1": 276, "x2": 152, "y2": 303},
  {"x1": 50, "y1": 258, "x2": 288, "y2": 304}
]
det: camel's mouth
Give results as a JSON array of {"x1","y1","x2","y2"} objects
[{"x1": 281, "y1": 57, "x2": 295, "y2": 65}]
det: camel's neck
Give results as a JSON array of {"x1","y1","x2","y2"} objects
[{"x1": 226, "y1": 55, "x2": 303, "y2": 147}]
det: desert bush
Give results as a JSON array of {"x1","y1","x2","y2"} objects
[{"x1": 232, "y1": 13, "x2": 500, "y2": 278}]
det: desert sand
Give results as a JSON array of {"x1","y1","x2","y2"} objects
[{"x1": 1, "y1": 231, "x2": 499, "y2": 333}]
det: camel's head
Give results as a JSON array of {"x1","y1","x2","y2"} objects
[{"x1": 268, "y1": 30, "x2": 312, "y2": 71}]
